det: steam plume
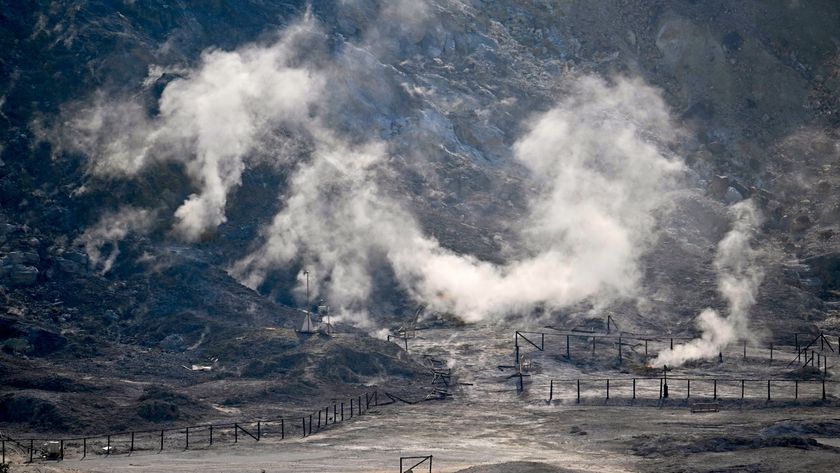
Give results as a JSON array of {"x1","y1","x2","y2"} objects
[
  {"x1": 76, "y1": 206, "x2": 155, "y2": 274},
  {"x1": 652, "y1": 200, "x2": 763, "y2": 367}
]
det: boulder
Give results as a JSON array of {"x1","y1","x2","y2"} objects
[{"x1": 6, "y1": 265, "x2": 39, "y2": 286}]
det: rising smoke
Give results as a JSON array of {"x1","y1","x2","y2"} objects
[
  {"x1": 652, "y1": 200, "x2": 764, "y2": 367},
  {"x1": 50, "y1": 6, "x2": 688, "y2": 326},
  {"x1": 76, "y1": 206, "x2": 155, "y2": 274}
]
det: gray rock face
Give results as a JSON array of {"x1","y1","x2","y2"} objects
[
  {"x1": 4, "y1": 265, "x2": 39, "y2": 286},
  {"x1": 1, "y1": 251, "x2": 40, "y2": 266}
]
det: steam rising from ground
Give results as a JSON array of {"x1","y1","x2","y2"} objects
[
  {"x1": 652, "y1": 200, "x2": 763, "y2": 367},
  {"x1": 51, "y1": 9, "x2": 687, "y2": 325},
  {"x1": 76, "y1": 206, "x2": 155, "y2": 274},
  {"x1": 233, "y1": 75, "x2": 684, "y2": 323}
]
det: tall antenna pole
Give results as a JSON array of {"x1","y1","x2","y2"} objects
[{"x1": 304, "y1": 270, "x2": 310, "y2": 313}]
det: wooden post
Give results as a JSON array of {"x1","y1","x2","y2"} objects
[
  {"x1": 374, "y1": 391, "x2": 378, "y2": 406},
  {"x1": 160, "y1": 430, "x2": 164, "y2": 452},
  {"x1": 767, "y1": 380, "x2": 771, "y2": 401},
  {"x1": 713, "y1": 379, "x2": 717, "y2": 399},
  {"x1": 83, "y1": 437, "x2": 87, "y2": 458},
  {"x1": 350, "y1": 398, "x2": 354, "y2": 418},
  {"x1": 606, "y1": 379, "x2": 610, "y2": 400},
  {"x1": 632, "y1": 378, "x2": 636, "y2": 399},
  {"x1": 618, "y1": 337, "x2": 622, "y2": 363},
  {"x1": 576, "y1": 379, "x2": 580, "y2": 404},
  {"x1": 60, "y1": 439, "x2": 64, "y2": 460},
  {"x1": 107, "y1": 435, "x2": 111, "y2": 456},
  {"x1": 130, "y1": 432, "x2": 134, "y2": 454},
  {"x1": 235, "y1": 423, "x2": 240, "y2": 442},
  {"x1": 549, "y1": 379, "x2": 554, "y2": 402},
  {"x1": 318, "y1": 410, "x2": 322, "y2": 428},
  {"x1": 687, "y1": 379, "x2": 691, "y2": 399},
  {"x1": 566, "y1": 335, "x2": 571, "y2": 359},
  {"x1": 29, "y1": 439, "x2": 33, "y2": 463}
]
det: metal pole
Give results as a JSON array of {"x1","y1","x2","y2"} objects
[
  {"x1": 741, "y1": 379, "x2": 745, "y2": 399},
  {"x1": 670, "y1": 338, "x2": 673, "y2": 350},
  {"x1": 130, "y1": 431, "x2": 134, "y2": 454},
  {"x1": 107, "y1": 435, "x2": 111, "y2": 456},
  {"x1": 576, "y1": 379, "x2": 580, "y2": 403},
  {"x1": 160, "y1": 430, "x2": 164, "y2": 452},
  {"x1": 83, "y1": 437, "x2": 87, "y2": 458},
  {"x1": 767, "y1": 380, "x2": 771, "y2": 401},
  {"x1": 606, "y1": 379, "x2": 610, "y2": 400},
  {"x1": 549, "y1": 379, "x2": 554, "y2": 402},
  {"x1": 350, "y1": 398, "x2": 354, "y2": 418},
  {"x1": 29, "y1": 439, "x2": 33, "y2": 463},
  {"x1": 185, "y1": 427, "x2": 190, "y2": 450},
  {"x1": 633, "y1": 378, "x2": 636, "y2": 399},
  {"x1": 60, "y1": 439, "x2": 64, "y2": 460},
  {"x1": 713, "y1": 379, "x2": 717, "y2": 400},
  {"x1": 687, "y1": 379, "x2": 690, "y2": 399}
]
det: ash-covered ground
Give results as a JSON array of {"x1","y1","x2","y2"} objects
[{"x1": 7, "y1": 324, "x2": 840, "y2": 472}]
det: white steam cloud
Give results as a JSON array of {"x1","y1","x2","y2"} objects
[
  {"x1": 652, "y1": 200, "x2": 763, "y2": 367},
  {"x1": 233, "y1": 76, "x2": 685, "y2": 323},
  {"x1": 53, "y1": 8, "x2": 688, "y2": 325},
  {"x1": 76, "y1": 206, "x2": 155, "y2": 274}
]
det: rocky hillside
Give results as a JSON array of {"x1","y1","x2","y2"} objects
[{"x1": 0, "y1": 0, "x2": 838, "y2": 432}]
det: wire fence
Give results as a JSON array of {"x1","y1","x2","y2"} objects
[
  {"x1": 544, "y1": 377, "x2": 836, "y2": 403},
  {"x1": 1, "y1": 390, "x2": 379, "y2": 465}
]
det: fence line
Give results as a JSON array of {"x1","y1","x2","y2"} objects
[
  {"x1": 1, "y1": 390, "x2": 380, "y2": 465},
  {"x1": 544, "y1": 377, "x2": 835, "y2": 403}
]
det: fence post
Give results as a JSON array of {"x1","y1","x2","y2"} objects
[
  {"x1": 606, "y1": 379, "x2": 610, "y2": 400},
  {"x1": 687, "y1": 379, "x2": 690, "y2": 399},
  {"x1": 566, "y1": 335, "x2": 571, "y2": 359},
  {"x1": 632, "y1": 378, "x2": 636, "y2": 400},
  {"x1": 257, "y1": 421, "x2": 261, "y2": 440},
  {"x1": 341, "y1": 402, "x2": 344, "y2": 421},
  {"x1": 308, "y1": 415, "x2": 312, "y2": 436},
  {"x1": 235, "y1": 423, "x2": 239, "y2": 443},
  {"x1": 60, "y1": 439, "x2": 64, "y2": 460},
  {"x1": 741, "y1": 380, "x2": 745, "y2": 400},
  {"x1": 106, "y1": 435, "x2": 111, "y2": 456},
  {"x1": 576, "y1": 379, "x2": 580, "y2": 404},
  {"x1": 670, "y1": 338, "x2": 673, "y2": 350},
  {"x1": 29, "y1": 439, "x2": 33, "y2": 463},
  {"x1": 160, "y1": 430, "x2": 164, "y2": 452},
  {"x1": 185, "y1": 427, "x2": 190, "y2": 450},
  {"x1": 366, "y1": 392, "x2": 370, "y2": 410},
  {"x1": 334, "y1": 403, "x2": 338, "y2": 421},
  {"x1": 130, "y1": 431, "x2": 135, "y2": 454},
  {"x1": 713, "y1": 379, "x2": 717, "y2": 400},
  {"x1": 281, "y1": 419, "x2": 285, "y2": 440},
  {"x1": 83, "y1": 437, "x2": 87, "y2": 458},
  {"x1": 767, "y1": 380, "x2": 771, "y2": 401},
  {"x1": 618, "y1": 337, "x2": 622, "y2": 363},
  {"x1": 318, "y1": 410, "x2": 322, "y2": 429},
  {"x1": 301, "y1": 418, "x2": 306, "y2": 438},
  {"x1": 350, "y1": 398, "x2": 354, "y2": 418},
  {"x1": 549, "y1": 380, "x2": 554, "y2": 402}
]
